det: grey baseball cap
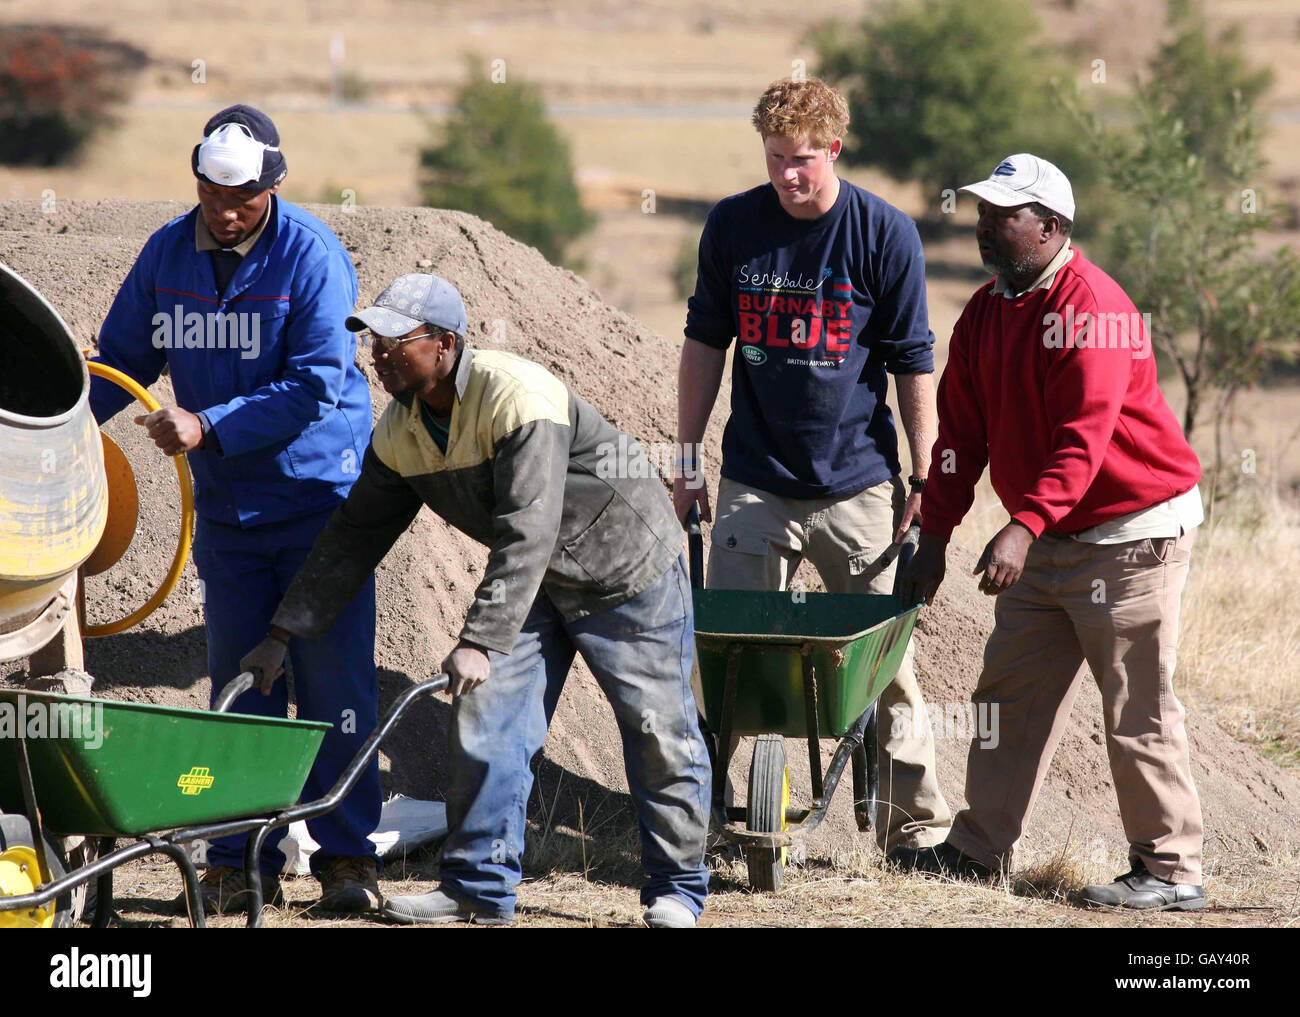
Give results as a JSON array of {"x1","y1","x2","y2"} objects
[{"x1": 345, "y1": 273, "x2": 468, "y2": 338}]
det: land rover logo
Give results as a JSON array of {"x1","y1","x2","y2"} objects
[{"x1": 742, "y1": 345, "x2": 767, "y2": 365}]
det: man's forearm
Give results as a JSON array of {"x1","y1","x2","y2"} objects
[
  {"x1": 895, "y1": 371, "x2": 937, "y2": 477},
  {"x1": 676, "y1": 337, "x2": 727, "y2": 456},
  {"x1": 271, "y1": 506, "x2": 401, "y2": 641},
  {"x1": 271, "y1": 448, "x2": 422, "y2": 640}
]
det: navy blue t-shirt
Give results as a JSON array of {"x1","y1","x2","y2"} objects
[{"x1": 685, "y1": 180, "x2": 934, "y2": 499}]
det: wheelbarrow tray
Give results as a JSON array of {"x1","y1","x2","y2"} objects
[
  {"x1": 0, "y1": 689, "x2": 329, "y2": 836},
  {"x1": 694, "y1": 591, "x2": 919, "y2": 738}
]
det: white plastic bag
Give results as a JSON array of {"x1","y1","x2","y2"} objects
[{"x1": 190, "y1": 795, "x2": 449, "y2": 875}]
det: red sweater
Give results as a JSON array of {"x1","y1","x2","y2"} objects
[{"x1": 922, "y1": 251, "x2": 1201, "y2": 541}]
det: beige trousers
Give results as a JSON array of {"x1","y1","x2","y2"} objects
[
  {"x1": 707, "y1": 475, "x2": 953, "y2": 851},
  {"x1": 947, "y1": 531, "x2": 1203, "y2": 882}
]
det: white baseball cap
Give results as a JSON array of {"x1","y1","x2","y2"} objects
[{"x1": 959, "y1": 153, "x2": 1075, "y2": 221}]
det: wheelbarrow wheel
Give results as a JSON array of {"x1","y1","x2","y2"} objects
[
  {"x1": 0, "y1": 816, "x2": 73, "y2": 928},
  {"x1": 745, "y1": 734, "x2": 789, "y2": 892},
  {"x1": 62, "y1": 835, "x2": 111, "y2": 925}
]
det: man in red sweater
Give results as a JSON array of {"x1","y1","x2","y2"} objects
[{"x1": 897, "y1": 154, "x2": 1206, "y2": 911}]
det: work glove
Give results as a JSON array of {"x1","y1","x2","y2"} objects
[
  {"x1": 900, "y1": 535, "x2": 946, "y2": 608},
  {"x1": 241, "y1": 635, "x2": 289, "y2": 695}
]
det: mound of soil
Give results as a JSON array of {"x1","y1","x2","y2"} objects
[{"x1": 2, "y1": 197, "x2": 1297, "y2": 875}]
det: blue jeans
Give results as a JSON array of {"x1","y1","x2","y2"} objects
[
  {"x1": 194, "y1": 508, "x2": 380, "y2": 877},
  {"x1": 439, "y1": 555, "x2": 711, "y2": 919}
]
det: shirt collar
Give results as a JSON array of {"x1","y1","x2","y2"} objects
[
  {"x1": 453, "y1": 347, "x2": 474, "y2": 400},
  {"x1": 396, "y1": 348, "x2": 474, "y2": 417},
  {"x1": 195, "y1": 198, "x2": 274, "y2": 256},
  {"x1": 993, "y1": 243, "x2": 1074, "y2": 299}
]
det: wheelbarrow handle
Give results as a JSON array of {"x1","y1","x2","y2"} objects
[
  {"x1": 889, "y1": 522, "x2": 922, "y2": 601},
  {"x1": 213, "y1": 671, "x2": 256, "y2": 713},
  {"x1": 684, "y1": 503, "x2": 704, "y2": 590}
]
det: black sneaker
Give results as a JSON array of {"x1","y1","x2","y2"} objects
[
  {"x1": 1079, "y1": 860, "x2": 1206, "y2": 911},
  {"x1": 887, "y1": 840, "x2": 994, "y2": 883}
]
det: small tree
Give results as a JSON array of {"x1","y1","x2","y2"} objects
[
  {"x1": 1061, "y1": 2, "x2": 1300, "y2": 450},
  {"x1": 0, "y1": 26, "x2": 142, "y2": 166},
  {"x1": 1147, "y1": 0, "x2": 1273, "y2": 184},
  {"x1": 812, "y1": 0, "x2": 1096, "y2": 215},
  {"x1": 420, "y1": 58, "x2": 593, "y2": 264}
]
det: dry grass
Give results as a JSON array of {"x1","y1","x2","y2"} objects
[
  {"x1": 1013, "y1": 856, "x2": 1090, "y2": 904},
  {"x1": 103, "y1": 834, "x2": 1300, "y2": 928},
  {"x1": 699, "y1": 842, "x2": 1300, "y2": 927},
  {"x1": 941, "y1": 473, "x2": 1300, "y2": 775},
  {"x1": 1179, "y1": 488, "x2": 1300, "y2": 767},
  {"x1": 101, "y1": 775, "x2": 1300, "y2": 929}
]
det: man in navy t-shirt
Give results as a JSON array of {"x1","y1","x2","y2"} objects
[{"x1": 674, "y1": 77, "x2": 951, "y2": 856}]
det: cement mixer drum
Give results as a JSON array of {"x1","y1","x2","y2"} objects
[{"x1": 0, "y1": 260, "x2": 108, "y2": 663}]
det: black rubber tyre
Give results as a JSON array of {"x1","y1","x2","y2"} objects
[
  {"x1": 63, "y1": 835, "x2": 111, "y2": 925},
  {"x1": 744, "y1": 734, "x2": 789, "y2": 892},
  {"x1": 48, "y1": 843, "x2": 74, "y2": 928}
]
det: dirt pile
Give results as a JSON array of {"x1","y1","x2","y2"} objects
[{"x1": 2, "y1": 197, "x2": 1297, "y2": 875}]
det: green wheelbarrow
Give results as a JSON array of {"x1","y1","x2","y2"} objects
[
  {"x1": 0, "y1": 673, "x2": 448, "y2": 928},
  {"x1": 686, "y1": 506, "x2": 922, "y2": 892}
]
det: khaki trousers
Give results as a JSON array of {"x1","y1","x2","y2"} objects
[
  {"x1": 947, "y1": 531, "x2": 1203, "y2": 883},
  {"x1": 707, "y1": 475, "x2": 953, "y2": 851}
]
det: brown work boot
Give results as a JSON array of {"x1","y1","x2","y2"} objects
[
  {"x1": 177, "y1": 865, "x2": 283, "y2": 916},
  {"x1": 317, "y1": 856, "x2": 381, "y2": 913}
]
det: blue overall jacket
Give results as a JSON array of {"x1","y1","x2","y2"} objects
[{"x1": 89, "y1": 198, "x2": 372, "y2": 527}]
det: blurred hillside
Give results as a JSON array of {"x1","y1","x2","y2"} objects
[{"x1": 4, "y1": 0, "x2": 1300, "y2": 491}]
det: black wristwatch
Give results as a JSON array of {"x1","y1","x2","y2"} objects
[{"x1": 907, "y1": 475, "x2": 927, "y2": 493}]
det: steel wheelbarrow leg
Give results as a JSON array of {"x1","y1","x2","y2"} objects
[{"x1": 851, "y1": 705, "x2": 879, "y2": 833}]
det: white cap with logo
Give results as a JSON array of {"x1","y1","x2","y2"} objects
[{"x1": 959, "y1": 153, "x2": 1075, "y2": 221}]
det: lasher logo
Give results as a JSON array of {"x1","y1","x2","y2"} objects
[{"x1": 177, "y1": 766, "x2": 215, "y2": 795}]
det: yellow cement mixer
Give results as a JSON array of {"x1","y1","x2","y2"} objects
[
  {"x1": 0, "y1": 260, "x2": 108, "y2": 664},
  {"x1": 0, "y1": 259, "x2": 194, "y2": 669},
  {"x1": 1, "y1": 259, "x2": 193, "y2": 926}
]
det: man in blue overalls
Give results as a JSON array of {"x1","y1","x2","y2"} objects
[{"x1": 89, "y1": 105, "x2": 380, "y2": 915}]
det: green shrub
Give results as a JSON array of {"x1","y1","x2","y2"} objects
[{"x1": 419, "y1": 57, "x2": 593, "y2": 264}]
